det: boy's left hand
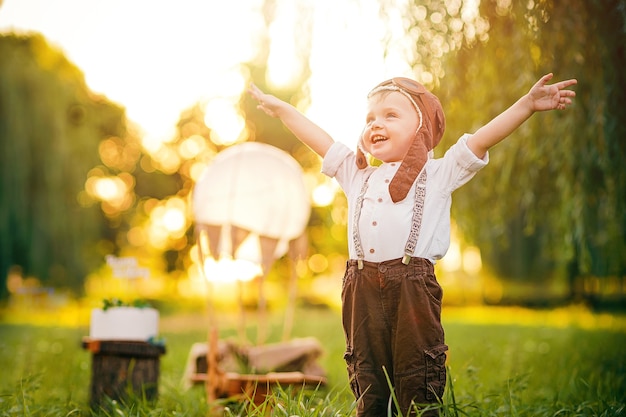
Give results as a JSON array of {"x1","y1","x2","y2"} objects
[{"x1": 528, "y1": 73, "x2": 577, "y2": 112}]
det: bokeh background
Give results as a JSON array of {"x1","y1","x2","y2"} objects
[{"x1": 0, "y1": 0, "x2": 624, "y2": 322}]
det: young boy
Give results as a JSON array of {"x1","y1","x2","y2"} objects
[{"x1": 248, "y1": 72, "x2": 576, "y2": 416}]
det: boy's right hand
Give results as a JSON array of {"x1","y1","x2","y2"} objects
[
  {"x1": 248, "y1": 84, "x2": 282, "y2": 118},
  {"x1": 247, "y1": 82, "x2": 335, "y2": 157}
]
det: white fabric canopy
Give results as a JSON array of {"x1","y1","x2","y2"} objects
[{"x1": 192, "y1": 142, "x2": 310, "y2": 265}]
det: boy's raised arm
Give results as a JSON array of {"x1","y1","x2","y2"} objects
[
  {"x1": 467, "y1": 73, "x2": 577, "y2": 158},
  {"x1": 248, "y1": 84, "x2": 335, "y2": 158}
]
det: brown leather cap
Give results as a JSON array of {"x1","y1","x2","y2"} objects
[{"x1": 358, "y1": 77, "x2": 446, "y2": 202}]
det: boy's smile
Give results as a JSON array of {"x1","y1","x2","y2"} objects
[
  {"x1": 371, "y1": 134, "x2": 388, "y2": 143},
  {"x1": 362, "y1": 91, "x2": 420, "y2": 163}
]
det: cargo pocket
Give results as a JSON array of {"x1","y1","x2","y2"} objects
[
  {"x1": 424, "y1": 344, "x2": 448, "y2": 401},
  {"x1": 344, "y1": 348, "x2": 361, "y2": 400}
]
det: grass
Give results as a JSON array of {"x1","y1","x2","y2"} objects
[{"x1": 0, "y1": 306, "x2": 625, "y2": 416}]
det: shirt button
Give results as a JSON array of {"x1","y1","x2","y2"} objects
[
  {"x1": 385, "y1": 179, "x2": 390, "y2": 183},
  {"x1": 372, "y1": 221, "x2": 377, "y2": 226},
  {"x1": 377, "y1": 198, "x2": 383, "y2": 203},
  {"x1": 369, "y1": 249, "x2": 375, "y2": 254}
]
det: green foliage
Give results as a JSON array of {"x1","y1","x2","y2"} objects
[
  {"x1": 395, "y1": 0, "x2": 626, "y2": 282},
  {"x1": 0, "y1": 34, "x2": 126, "y2": 298},
  {"x1": 100, "y1": 298, "x2": 152, "y2": 311},
  {"x1": 0, "y1": 32, "x2": 188, "y2": 299}
]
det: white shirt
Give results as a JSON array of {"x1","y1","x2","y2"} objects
[{"x1": 321, "y1": 134, "x2": 488, "y2": 263}]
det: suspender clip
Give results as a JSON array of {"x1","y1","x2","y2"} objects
[
  {"x1": 402, "y1": 254, "x2": 411, "y2": 265},
  {"x1": 357, "y1": 259, "x2": 364, "y2": 270}
]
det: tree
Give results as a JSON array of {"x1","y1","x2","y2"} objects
[
  {"x1": 388, "y1": 0, "x2": 626, "y2": 296},
  {"x1": 0, "y1": 34, "x2": 126, "y2": 298}
]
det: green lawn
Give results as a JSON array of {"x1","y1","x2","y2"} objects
[{"x1": 0, "y1": 307, "x2": 624, "y2": 416}]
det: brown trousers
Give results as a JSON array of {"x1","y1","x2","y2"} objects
[{"x1": 342, "y1": 257, "x2": 447, "y2": 417}]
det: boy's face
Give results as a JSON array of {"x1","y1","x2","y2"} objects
[{"x1": 362, "y1": 91, "x2": 420, "y2": 163}]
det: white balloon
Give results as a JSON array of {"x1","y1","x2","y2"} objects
[{"x1": 192, "y1": 142, "x2": 310, "y2": 262}]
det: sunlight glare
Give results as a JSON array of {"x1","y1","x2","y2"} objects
[
  {"x1": 162, "y1": 207, "x2": 186, "y2": 234},
  {"x1": 312, "y1": 183, "x2": 336, "y2": 207},
  {"x1": 142, "y1": 127, "x2": 177, "y2": 154},
  {"x1": 94, "y1": 177, "x2": 121, "y2": 201},
  {"x1": 267, "y1": 2, "x2": 301, "y2": 88},
  {"x1": 205, "y1": 67, "x2": 249, "y2": 99},
  {"x1": 178, "y1": 134, "x2": 207, "y2": 159},
  {"x1": 441, "y1": 241, "x2": 462, "y2": 272},
  {"x1": 463, "y1": 246, "x2": 483, "y2": 274},
  {"x1": 86, "y1": 176, "x2": 127, "y2": 203},
  {"x1": 189, "y1": 161, "x2": 209, "y2": 182},
  {"x1": 162, "y1": 197, "x2": 188, "y2": 235},
  {"x1": 202, "y1": 257, "x2": 261, "y2": 283},
  {"x1": 204, "y1": 98, "x2": 246, "y2": 146},
  {"x1": 146, "y1": 197, "x2": 189, "y2": 248},
  {"x1": 152, "y1": 146, "x2": 182, "y2": 174},
  {"x1": 462, "y1": 0, "x2": 480, "y2": 22}
]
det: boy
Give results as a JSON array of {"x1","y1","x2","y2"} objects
[{"x1": 248, "y1": 72, "x2": 576, "y2": 416}]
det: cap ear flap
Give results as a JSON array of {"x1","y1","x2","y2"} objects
[
  {"x1": 356, "y1": 135, "x2": 368, "y2": 169},
  {"x1": 419, "y1": 92, "x2": 446, "y2": 149},
  {"x1": 433, "y1": 105, "x2": 446, "y2": 148},
  {"x1": 388, "y1": 131, "x2": 428, "y2": 203},
  {"x1": 356, "y1": 148, "x2": 368, "y2": 169}
]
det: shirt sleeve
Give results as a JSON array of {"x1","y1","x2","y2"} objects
[
  {"x1": 321, "y1": 141, "x2": 374, "y2": 199},
  {"x1": 321, "y1": 141, "x2": 355, "y2": 178},
  {"x1": 435, "y1": 133, "x2": 489, "y2": 194},
  {"x1": 454, "y1": 133, "x2": 489, "y2": 171}
]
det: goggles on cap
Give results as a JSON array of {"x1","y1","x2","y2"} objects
[
  {"x1": 367, "y1": 79, "x2": 424, "y2": 134},
  {"x1": 369, "y1": 77, "x2": 445, "y2": 150}
]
